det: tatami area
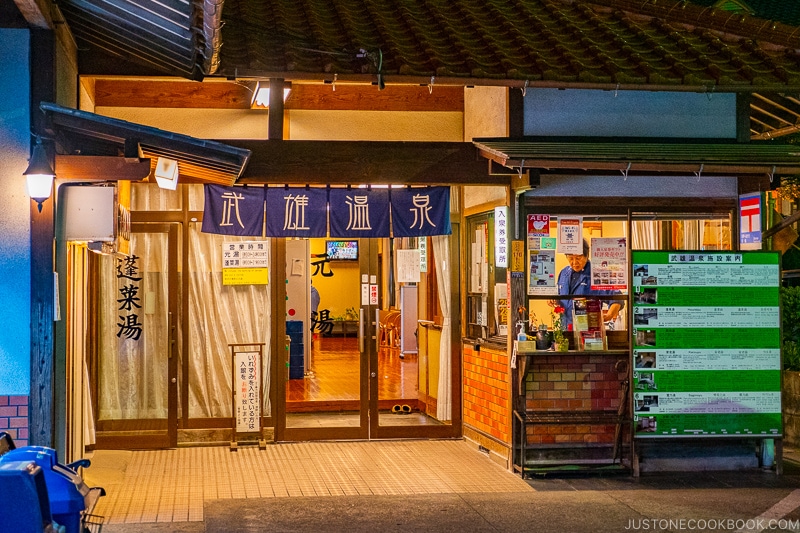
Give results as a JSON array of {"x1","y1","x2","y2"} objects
[{"x1": 82, "y1": 440, "x2": 530, "y2": 525}]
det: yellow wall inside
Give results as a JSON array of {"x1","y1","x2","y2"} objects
[{"x1": 309, "y1": 239, "x2": 360, "y2": 319}]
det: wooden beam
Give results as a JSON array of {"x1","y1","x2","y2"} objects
[
  {"x1": 94, "y1": 79, "x2": 252, "y2": 109},
  {"x1": 92, "y1": 79, "x2": 464, "y2": 112},
  {"x1": 285, "y1": 84, "x2": 463, "y2": 112},
  {"x1": 13, "y1": 0, "x2": 50, "y2": 28},
  {"x1": 55, "y1": 155, "x2": 152, "y2": 180},
  {"x1": 231, "y1": 140, "x2": 500, "y2": 185}
]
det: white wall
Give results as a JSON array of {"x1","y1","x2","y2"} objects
[
  {"x1": 96, "y1": 107, "x2": 464, "y2": 142},
  {"x1": 0, "y1": 30, "x2": 32, "y2": 395},
  {"x1": 464, "y1": 86, "x2": 508, "y2": 141}
]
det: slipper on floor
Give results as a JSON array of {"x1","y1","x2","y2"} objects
[
  {"x1": 392, "y1": 404, "x2": 403, "y2": 414},
  {"x1": 401, "y1": 404, "x2": 412, "y2": 414}
]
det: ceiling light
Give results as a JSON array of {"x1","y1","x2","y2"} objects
[
  {"x1": 252, "y1": 82, "x2": 291, "y2": 109},
  {"x1": 154, "y1": 157, "x2": 179, "y2": 190}
]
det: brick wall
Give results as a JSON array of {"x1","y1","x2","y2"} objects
[
  {"x1": 0, "y1": 395, "x2": 29, "y2": 447},
  {"x1": 463, "y1": 345, "x2": 511, "y2": 443},
  {"x1": 525, "y1": 353, "x2": 626, "y2": 445}
]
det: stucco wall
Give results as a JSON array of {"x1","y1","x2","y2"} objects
[
  {"x1": 95, "y1": 107, "x2": 464, "y2": 142},
  {"x1": 0, "y1": 29, "x2": 31, "y2": 396},
  {"x1": 525, "y1": 88, "x2": 737, "y2": 138}
]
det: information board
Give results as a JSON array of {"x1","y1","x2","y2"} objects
[{"x1": 631, "y1": 251, "x2": 781, "y2": 439}]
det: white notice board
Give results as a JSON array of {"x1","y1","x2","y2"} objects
[
  {"x1": 234, "y1": 351, "x2": 261, "y2": 433},
  {"x1": 397, "y1": 249, "x2": 421, "y2": 283}
]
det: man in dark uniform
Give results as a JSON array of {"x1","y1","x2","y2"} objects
[{"x1": 556, "y1": 239, "x2": 623, "y2": 328}]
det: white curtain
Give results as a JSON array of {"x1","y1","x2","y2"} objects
[
  {"x1": 632, "y1": 221, "x2": 661, "y2": 250},
  {"x1": 433, "y1": 235, "x2": 452, "y2": 421},
  {"x1": 187, "y1": 227, "x2": 272, "y2": 418},
  {"x1": 98, "y1": 233, "x2": 169, "y2": 419},
  {"x1": 97, "y1": 228, "x2": 272, "y2": 421}
]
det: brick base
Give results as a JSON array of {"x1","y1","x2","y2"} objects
[
  {"x1": 525, "y1": 353, "x2": 626, "y2": 445},
  {"x1": 0, "y1": 395, "x2": 29, "y2": 447}
]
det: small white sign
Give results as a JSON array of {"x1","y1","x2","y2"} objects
[
  {"x1": 557, "y1": 217, "x2": 583, "y2": 255},
  {"x1": 222, "y1": 241, "x2": 269, "y2": 268},
  {"x1": 370, "y1": 284, "x2": 379, "y2": 305},
  {"x1": 361, "y1": 283, "x2": 370, "y2": 305},
  {"x1": 234, "y1": 352, "x2": 260, "y2": 433},
  {"x1": 494, "y1": 207, "x2": 508, "y2": 268},
  {"x1": 397, "y1": 249, "x2": 421, "y2": 283}
]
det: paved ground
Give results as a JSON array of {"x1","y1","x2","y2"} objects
[{"x1": 81, "y1": 441, "x2": 800, "y2": 533}]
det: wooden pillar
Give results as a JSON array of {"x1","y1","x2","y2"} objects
[
  {"x1": 29, "y1": 29, "x2": 57, "y2": 448},
  {"x1": 268, "y1": 78, "x2": 285, "y2": 141}
]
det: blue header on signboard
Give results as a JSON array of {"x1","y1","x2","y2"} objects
[
  {"x1": 265, "y1": 187, "x2": 328, "y2": 238},
  {"x1": 391, "y1": 187, "x2": 451, "y2": 237},
  {"x1": 201, "y1": 184, "x2": 265, "y2": 236}
]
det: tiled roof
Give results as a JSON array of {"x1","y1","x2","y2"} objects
[
  {"x1": 688, "y1": 0, "x2": 800, "y2": 26},
  {"x1": 217, "y1": 0, "x2": 800, "y2": 90}
]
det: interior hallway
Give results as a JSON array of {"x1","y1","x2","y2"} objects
[{"x1": 83, "y1": 440, "x2": 529, "y2": 526}]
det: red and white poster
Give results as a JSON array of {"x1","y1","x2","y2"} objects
[
  {"x1": 527, "y1": 214, "x2": 550, "y2": 237},
  {"x1": 557, "y1": 217, "x2": 582, "y2": 255},
  {"x1": 590, "y1": 237, "x2": 628, "y2": 290}
]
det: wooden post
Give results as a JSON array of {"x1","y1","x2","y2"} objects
[{"x1": 29, "y1": 29, "x2": 57, "y2": 449}]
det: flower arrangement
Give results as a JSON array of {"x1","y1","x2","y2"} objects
[
  {"x1": 529, "y1": 312, "x2": 548, "y2": 333},
  {"x1": 549, "y1": 301, "x2": 568, "y2": 347}
]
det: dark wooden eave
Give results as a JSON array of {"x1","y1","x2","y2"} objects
[
  {"x1": 473, "y1": 138, "x2": 800, "y2": 178},
  {"x1": 40, "y1": 102, "x2": 251, "y2": 185},
  {"x1": 230, "y1": 140, "x2": 493, "y2": 185}
]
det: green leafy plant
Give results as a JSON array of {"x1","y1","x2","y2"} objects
[{"x1": 782, "y1": 286, "x2": 800, "y2": 371}]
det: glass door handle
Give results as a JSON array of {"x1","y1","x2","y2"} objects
[
  {"x1": 376, "y1": 309, "x2": 380, "y2": 352},
  {"x1": 359, "y1": 308, "x2": 365, "y2": 353}
]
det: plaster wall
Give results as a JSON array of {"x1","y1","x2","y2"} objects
[
  {"x1": 96, "y1": 107, "x2": 270, "y2": 139},
  {"x1": 288, "y1": 110, "x2": 462, "y2": 141},
  {"x1": 96, "y1": 107, "x2": 464, "y2": 142},
  {"x1": 464, "y1": 86, "x2": 508, "y2": 141},
  {"x1": 0, "y1": 30, "x2": 32, "y2": 396},
  {"x1": 525, "y1": 88, "x2": 737, "y2": 138}
]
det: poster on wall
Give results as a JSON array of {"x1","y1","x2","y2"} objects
[
  {"x1": 631, "y1": 251, "x2": 781, "y2": 439},
  {"x1": 528, "y1": 214, "x2": 550, "y2": 236},
  {"x1": 557, "y1": 217, "x2": 582, "y2": 254},
  {"x1": 222, "y1": 241, "x2": 269, "y2": 286},
  {"x1": 234, "y1": 351, "x2": 261, "y2": 433},
  {"x1": 495, "y1": 282, "x2": 508, "y2": 336},
  {"x1": 590, "y1": 237, "x2": 628, "y2": 291},
  {"x1": 396, "y1": 249, "x2": 421, "y2": 283},
  {"x1": 527, "y1": 249, "x2": 556, "y2": 295}
]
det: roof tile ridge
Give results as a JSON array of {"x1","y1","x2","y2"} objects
[{"x1": 581, "y1": 0, "x2": 800, "y2": 50}]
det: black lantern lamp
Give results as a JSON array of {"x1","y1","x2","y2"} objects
[{"x1": 24, "y1": 137, "x2": 55, "y2": 212}]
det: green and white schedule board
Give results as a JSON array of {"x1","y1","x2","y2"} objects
[{"x1": 631, "y1": 251, "x2": 781, "y2": 438}]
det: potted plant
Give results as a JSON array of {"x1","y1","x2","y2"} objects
[
  {"x1": 550, "y1": 303, "x2": 568, "y2": 351},
  {"x1": 529, "y1": 313, "x2": 551, "y2": 350}
]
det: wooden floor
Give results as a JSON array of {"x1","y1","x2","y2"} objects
[{"x1": 286, "y1": 336, "x2": 419, "y2": 408}]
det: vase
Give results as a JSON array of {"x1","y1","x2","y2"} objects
[
  {"x1": 554, "y1": 339, "x2": 569, "y2": 352},
  {"x1": 535, "y1": 329, "x2": 551, "y2": 350}
]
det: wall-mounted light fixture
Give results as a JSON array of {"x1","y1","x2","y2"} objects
[
  {"x1": 154, "y1": 157, "x2": 179, "y2": 190},
  {"x1": 251, "y1": 81, "x2": 291, "y2": 109},
  {"x1": 24, "y1": 137, "x2": 56, "y2": 212}
]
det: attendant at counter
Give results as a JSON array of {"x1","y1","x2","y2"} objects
[{"x1": 556, "y1": 239, "x2": 623, "y2": 328}]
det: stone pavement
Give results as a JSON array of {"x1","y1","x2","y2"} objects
[{"x1": 85, "y1": 441, "x2": 800, "y2": 533}]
